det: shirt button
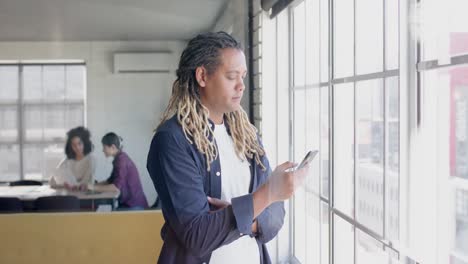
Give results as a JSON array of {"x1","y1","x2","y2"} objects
[{"x1": 216, "y1": 171, "x2": 221, "y2": 176}]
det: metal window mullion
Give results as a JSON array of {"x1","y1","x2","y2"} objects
[
  {"x1": 64, "y1": 66, "x2": 67, "y2": 130},
  {"x1": 0, "y1": 102, "x2": 20, "y2": 107},
  {"x1": 396, "y1": 0, "x2": 401, "y2": 253},
  {"x1": 83, "y1": 65, "x2": 88, "y2": 127},
  {"x1": 383, "y1": 0, "x2": 388, "y2": 244},
  {"x1": 331, "y1": 69, "x2": 399, "y2": 84},
  {"x1": 18, "y1": 65, "x2": 24, "y2": 180},
  {"x1": 288, "y1": 5, "x2": 296, "y2": 260},
  {"x1": 318, "y1": 0, "x2": 324, "y2": 262},
  {"x1": 41, "y1": 66, "x2": 45, "y2": 143},
  {"x1": 329, "y1": 0, "x2": 335, "y2": 263},
  {"x1": 417, "y1": 54, "x2": 468, "y2": 71},
  {"x1": 0, "y1": 62, "x2": 85, "y2": 66},
  {"x1": 23, "y1": 101, "x2": 84, "y2": 107},
  {"x1": 274, "y1": 16, "x2": 282, "y2": 262},
  {"x1": 332, "y1": 208, "x2": 396, "y2": 251},
  {"x1": 303, "y1": 2, "x2": 309, "y2": 262},
  {"x1": 415, "y1": 0, "x2": 422, "y2": 127},
  {"x1": 353, "y1": 0, "x2": 357, "y2": 261}
]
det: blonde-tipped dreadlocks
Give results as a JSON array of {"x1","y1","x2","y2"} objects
[{"x1": 158, "y1": 32, "x2": 265, "y2": 171}]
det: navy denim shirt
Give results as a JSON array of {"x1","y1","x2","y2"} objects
[{"x1": 147, "y1": 115, "x2": 285, "y2": 264}]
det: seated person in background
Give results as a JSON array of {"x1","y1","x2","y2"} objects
[
  {"x1": 99, "y1": 132, "x2": 148, "y2": 210},
  {"x1": 50, "y1": 126, "x2": 97, "y2": 190}
]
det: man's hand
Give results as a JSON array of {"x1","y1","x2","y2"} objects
[{"x1": 207, "y1": 196, "x2": 230, "y2": 212}]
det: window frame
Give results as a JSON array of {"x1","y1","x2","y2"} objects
[
  {"x1": 0, "y1": 61, "x2": 86, "y2": 182},
  {"x1": 287, "y1": 0, "x2": 401, "y2": 262}
]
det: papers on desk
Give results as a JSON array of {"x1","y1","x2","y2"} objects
[
  {"x1": 0, "y1": 185, "x2": 57, "y2": 200},
  {"x1": 30, "y1": 185, "x2": 57, "y2": 195},
  {"x1": 0, "y1": 184, "x2": 120, "y2": 201}
]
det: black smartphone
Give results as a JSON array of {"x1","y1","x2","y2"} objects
[{"x1": 295, "y1": 150, "x2": 318, "y2": 170}]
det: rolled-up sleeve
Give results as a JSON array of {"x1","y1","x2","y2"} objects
[
  {"x1": 256, "y1": 201, "x2": 285, "y2": 243},
  {"x1": 147, "y1": 131, "x2": 254, "y2": 257},
  {"x1": 231, "y1": 194, "x2": 254, "y2": 235}
]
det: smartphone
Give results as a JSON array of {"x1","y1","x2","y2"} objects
[{"x1": 294, "y1": 150, "x2": 318, "y2": 171}]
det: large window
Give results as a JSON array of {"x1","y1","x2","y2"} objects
[
  {"x1": 288, "y1": 0, "x2": 400, "y2": 263},
  {"x1": 415, "y1": 0, "x2": 468, "y2": 263},
  {"x1": 260, "y1": 0, "x2": 468, "y2": 262},
  {"x1": 0, "y1": 63, "x2": 86, "y2": 182}
]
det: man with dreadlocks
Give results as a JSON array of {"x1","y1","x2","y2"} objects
[{"x1": 147, "y1": 31, "x2": 309, "y2": 264}]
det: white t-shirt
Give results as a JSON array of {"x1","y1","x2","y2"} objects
[
  {"x1": 209, "y1": 123, "x2": 260, "y2": 264},
  {"x1": 50, "y1": 154, "x2": 96, "y2": 186}
]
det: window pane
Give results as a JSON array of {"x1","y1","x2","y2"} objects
[
  {"x1": 0, "y1": 106, "x2": 18, "y2": 142},
  {"x1": 66, "y1": 104, "x2": 84, "y2": 131},
  {"x1": 334, "y1": 215, "x2": 355, "y2": 264},
  {"x1": 321, "y1": 86, "x2": 330, "y2": 198},
  {"x1": 24, "y1": 105, "x2": 43, "y2": 141},
  {"x1": 321, "y1": 202, "x2": 330, "y2": 264},
  {"x1": 356, "y1": 230, "x2": 391, "y2": 263},
  {"x1": 43, "y1": 66, "x2": 65, "y2": 100},
  {"x1": 320, "y1": 0, "x2": 329, "y2": 82},
  {"x1": 294, "y1": 1, "x2": 306, "y2": 87},
  {"x1": 23, "y1": 144, "x2": 44, "y2": 181},
  {"x1": 451, "y1": 66, "x2": 468, "y2": 179},
  {"x1": 293, "y1": 87, "x2": 307, "y2": 262},
  {"x1": 277, "y1": 10, "x2": 290, "y2": 165},
  {"x1": 305, "y1": 87, "x2": 320, "y2": 195},
  {"x1": 23, "y1": 144, "x2": 64, "y2": 181},
  {"x1": 455, "y1": 189, "x2": 468, "y2": 263},
  {"x1": 356, "y1": 79, "x2": 384, "y2": 235},
  {"x1": 0, "y1": 144, "x2": 20, "y2": 181},
  {"x1": 43, "y1": 105, "x2": 66, "y2": 141},
  {"x1": 294, "y1": 189, "x2": 307, "y2": 262},
  {"x1": 293, "y1": 188, "x2": 322, "y2": 264},
  {"x1": 423, "y1": 65, "x2": 465, "y2": 262},
  {"x1": 0, "y1": 66, "x2": 18, "y2": 102},
  {"x1": 334, "y1": 83, "x2": 355, "y2": 217},
  {"x1": 23, "y1": 66, "x2": 43, "y2": 102},
  {"x1": 449, "y1": 65, "x2": 468, "y2": 262},
  {"x1": 420, "y1": 0, "x2": 468, "y2": 61},
  {"x1": 334, "y1": 0, "x2": 354, "y2": 78},
  {"x1": 66, "y1": 65, "x2": 85, "y2": 100},
  {"x1": 305, "y1": 193, "x2": 321, "y2": 263},
  {"x1": 305, "y1": 0, "x2": 320, "y2": 85},
  {"x1": 356, "y1": 0, "x2": 383, "y2": 74},
  {"x1": 294, "y1": 89, "x2": 307, "y2": 161},
  {"x1": 386, "y1": 77, "x2": 399, "y2": 241},
  {"x1": 385, "y1": 0, "x2": 399, "y2": 70}
]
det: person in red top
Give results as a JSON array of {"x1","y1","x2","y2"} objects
[{"x1": 101, "y1": 132, "x2": 148, "y2": 209}]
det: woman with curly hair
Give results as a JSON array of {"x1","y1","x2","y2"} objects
[
  {"x1": 50, "y1": 126, "x2": 97, "y2": 190},
  {"x1": 147, "y1": 32, "x2": 309, "y2": 263}
]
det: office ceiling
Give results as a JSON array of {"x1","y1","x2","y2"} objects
[{"x1": 0, "y1": 0, "x2": 229, "y2": 41}]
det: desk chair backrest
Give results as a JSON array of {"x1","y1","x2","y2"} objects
[
  {"x1": 35, "y1": 195, "x2": 80, "y2": 212},
  {"x1": 0, "y1": 197, "x2": 23, "y2": 213},
  {"x1": 9, "y1": 180, "x2": 43, "y2": 186}
]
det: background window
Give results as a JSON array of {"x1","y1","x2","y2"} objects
[
  {"x1": 0, "y1": 63, "x2": 86, "y2": 182},
  {"x1": 289, "y1": 0, "x2": 400, "y2": 263}
]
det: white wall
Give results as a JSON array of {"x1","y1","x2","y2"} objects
[{"x1": 0, "y1": 40, "x2": 186, "y2": 206}]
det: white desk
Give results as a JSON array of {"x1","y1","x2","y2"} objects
[{"x1": 0, "y1": 185, "x2": 120, "y2": 210}]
